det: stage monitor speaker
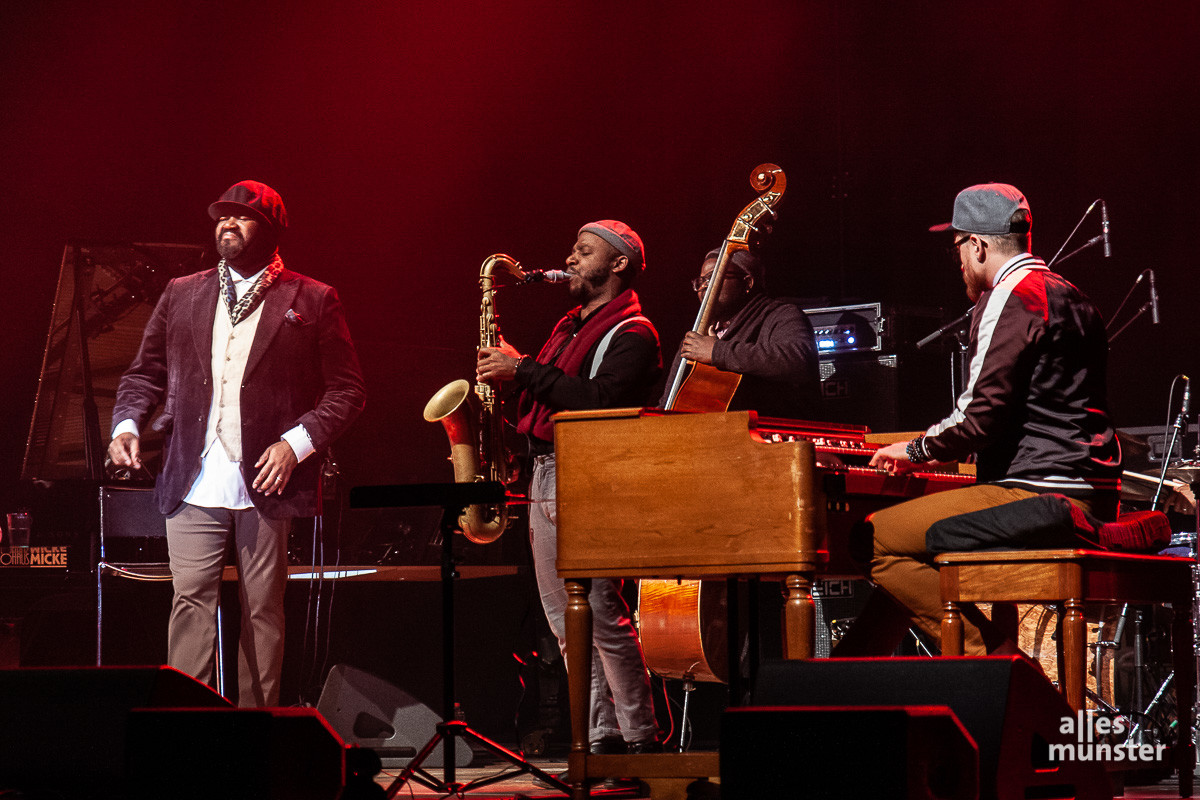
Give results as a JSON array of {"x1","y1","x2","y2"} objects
[
  {"x1": 101, "y1": 485, "x2": 168, "y2": 563},
  {"x1": 721, "y1": 705, "x2": 978, "y2": 800},
  {"x1": 126, "y1": 707, "x2": 346, "y2": 800},
  {"x1": 0, "y1": 665, "x2": 229, "y2": 796},
  {"x1": 317, "y1": 662, "x2": 472, "y2": 768},
  {"x1": 752, "y1": 657, "x2": 1110, "y2": 800}
]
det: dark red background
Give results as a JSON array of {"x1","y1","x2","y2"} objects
[{"x1": 3, "y1": 1, "x2": 1197, "y2": 501}]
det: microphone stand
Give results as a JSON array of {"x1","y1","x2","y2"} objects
[
  {"x1": 1051, "y1": 235, "x2": 1104, "y2": 269},
  {"x1": 1104, "y1": 269, "x2": 1155, "y2": 345},
  {"x1": 916, "y1": 308, "x2": 973, "y2": 403},
  {"x1": 1151, "y1": 415, "x2": 1187, "y2": 511},
  {"x1": 1152, "y1": 377, "x2": 1190, "y2": 510},
  {"x1": 1106, "y1": 303, "x2": 1154, "y2": 344},
  {"x1": 1046, "y1": 199, "x2": 1103, "y2": 268},
  {"x1": 916, "y1": 308, "x2": 971, "y2": 350}
]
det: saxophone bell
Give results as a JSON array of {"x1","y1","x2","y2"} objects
[{"x1": 423, "y1": 379, "x2": 509, "y2": 545}]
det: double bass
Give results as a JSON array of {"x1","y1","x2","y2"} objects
[
  {"x1": 661, "y1": 163, "x2": 786, "y2": 412},
  {"x1": 640, "y1": 164, "x2": 787, "y2": 683}
]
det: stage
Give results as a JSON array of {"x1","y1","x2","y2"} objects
[{"x1": 376, "y1": 752, "x2": 1192, "y2": 800}]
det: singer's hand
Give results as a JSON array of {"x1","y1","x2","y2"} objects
[
  {"x1": 108, "y1": 432, "x2": 142, "y2": 470},
  {"x1": 253, "y1": 441, "x2": 298, "y2": 495}
]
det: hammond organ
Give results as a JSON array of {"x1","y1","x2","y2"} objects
[
  {"x1": 551, "y1": 408, "x2": 973, "y2": 796},
  {"x1": 554, "y1": 408, "x2": 973, "y2": 580}
]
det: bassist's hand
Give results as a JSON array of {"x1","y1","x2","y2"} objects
[{"x1": 680, "y1": 331, "x2": 717, "y2": 365}]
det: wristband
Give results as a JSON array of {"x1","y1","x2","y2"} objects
[{"x1": 905, "y1": 436, "x2": 932, "y2": 464}]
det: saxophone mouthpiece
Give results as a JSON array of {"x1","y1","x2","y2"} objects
[{"x1": 524, "y1": 269, "x2": 571, "y2": 284}]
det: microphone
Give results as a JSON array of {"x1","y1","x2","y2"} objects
[
  {"x1": 523, "y1": 269, "x2": 570, "y2": 284},
  {"x1": 1148, "y1": 269, "x2": 1160, "y2": 325},
  {"x1": 1182, "y1": 375, "x2": 1191, "y2": 419},
  {"x1": 1100, "y1": 200, "x2": 1112, "y2": 258}
]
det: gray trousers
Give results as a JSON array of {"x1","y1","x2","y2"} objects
[
  {"x1": 529, "y1": 454, "x2": 658, "y2": 744},
  {"x1": 165, "y1": 503, "x2": 290, "y2": 707}
]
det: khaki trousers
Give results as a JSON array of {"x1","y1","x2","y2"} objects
[
  {"x1": 165, "y1": 503, "x2": 290, "y2": 707},
  {"x1": 836, "y1": 484, "x2": 1119, "y2": 657}
]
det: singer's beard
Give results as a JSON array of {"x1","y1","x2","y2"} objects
[
  {"x1": 218, "y1": 231, "x2": 277, "y2": 274},
  {"x1": 217, "y1": 232, "x2": 248, "y2": 262}
]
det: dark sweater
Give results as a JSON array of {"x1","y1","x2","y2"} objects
[{"x1": 661, "y1": 293, "x2": 822, "y2": 420}]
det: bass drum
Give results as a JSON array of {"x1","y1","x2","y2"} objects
[{"x1": 1016, "y1": 603, "x2": 1119, "y2": 709}]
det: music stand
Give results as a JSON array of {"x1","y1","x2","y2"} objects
[{"x1": 349, "y1": 482, "x2": 569, "y2": 798}]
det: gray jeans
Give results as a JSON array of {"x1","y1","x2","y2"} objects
[{"x1": 529, "y1": 453, "x2": 658, "y2": 744}]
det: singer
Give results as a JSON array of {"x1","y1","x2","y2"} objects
[
  {"x1": 108, "y1": 180, "x2": 366, "y2": 705},
  {"x1": 834, "y1": 182, "x2": 1122, "y2": 658}
]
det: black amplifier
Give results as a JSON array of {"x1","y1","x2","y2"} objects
[
  {"x1": 805, "y1": 303, "x2": 951, "y2": 432},
  {"x1": 805, "y1": 302, "x2": 885, "y2": 355},
  {"x1": 804, "y1": 302, "x2": 946, "y2": 356}
]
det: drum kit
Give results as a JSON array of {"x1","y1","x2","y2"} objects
[{"x1": 1090, "y1": 446, "x2": 1200, "y2": 762}]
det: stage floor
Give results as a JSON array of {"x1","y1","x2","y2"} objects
[{"x1": 368, "y1": 754, "x2": 1195, "y2": 799}]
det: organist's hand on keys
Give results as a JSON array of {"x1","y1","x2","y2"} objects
[
  {"x1": 869, "y1": 441, "x2": 918, "y2": 474},
  {"x1": 869, "y1": 439, "x2": 947, "y2": 475}
]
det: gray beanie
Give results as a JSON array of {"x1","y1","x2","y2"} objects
[{"x1": 579, "y1": 220, "x2": 645, "y2": 271}]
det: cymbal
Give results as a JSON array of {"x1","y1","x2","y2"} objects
[
  {"x1": 1120, "y1": 469, "x2": 1196, "y2": 513},
  {"x1": 1166, "y1": 462, "x2": 1200, "y2": 483}
]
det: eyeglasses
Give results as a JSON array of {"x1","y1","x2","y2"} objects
[
  {"x1": 691, "y1": 272, "x2": 749, "y2": 292},
  {"x1": 947, "y1": 235, "x2": 971, "y2": 260}
]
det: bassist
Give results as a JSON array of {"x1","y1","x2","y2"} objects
[{"x1": 660, "y1": 247, "x2": 821, "y2": 419}]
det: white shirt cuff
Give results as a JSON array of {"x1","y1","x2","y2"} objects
[
  {"x1": 282, "y1": 424, "x2": 315, "y2": 463},
  {"x1": 112, "y1": 419, "x2": 140, "y2": 439}
]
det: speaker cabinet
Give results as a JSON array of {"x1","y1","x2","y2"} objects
[
  {"x1": 818, "y1": 351, "x2": 947, "y2": 431},
  {"x1": 750, "y1": 657, "x2": 1110, "y2": 800},
  {"x1": 722, "y1": 705, "x2": 978, "y2": 799},
  {"x1": 101, "y1": 485, "x2": 168, "y2": 563},
  {"x1": 317, "y1": 662, "x2": 472, "y2": 768},
  {"x1": 0, "y1": 665, "x2": 228, "y2": 796},
  {"x1": 127, "y1": 707, "x2": 346, "y2": 800}
]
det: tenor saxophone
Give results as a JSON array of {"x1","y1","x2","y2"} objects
[{"x1": 423, "y1": 254, "x2": 529, "y2": 544}]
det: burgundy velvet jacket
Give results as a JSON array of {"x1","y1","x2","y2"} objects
[{"x1": 112, "y1": 266, "x2": 366, "y2": 518}]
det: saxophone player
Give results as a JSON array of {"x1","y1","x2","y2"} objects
[{"x1": 476, "y1": 220, "x2": 663, "y2": 754}]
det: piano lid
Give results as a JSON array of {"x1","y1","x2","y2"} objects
[{"x1": 22, "y1": 241, "x2": 203, "y2": 481}]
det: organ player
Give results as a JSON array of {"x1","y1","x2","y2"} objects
[
  {"x1": 660, "y1": 247, "x2": 821, "y2": 419},
  {"x1": 476, "y1": 220, "x2": 663, "y2": 754},
  {"x1": 834, "y1": 182, "x2": 1122, "y2": 657}
]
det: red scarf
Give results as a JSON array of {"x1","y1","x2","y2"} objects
[{"x1": 517, "y1": 288, "x2": 646, "y2": 441}]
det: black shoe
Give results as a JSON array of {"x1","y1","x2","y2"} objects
[
  {"x1": 625, "y1": 738, "x2": 663, "y2": 754},
  {"x1": 590, "y1": 735, "x2": 628, "y2": 754}
]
